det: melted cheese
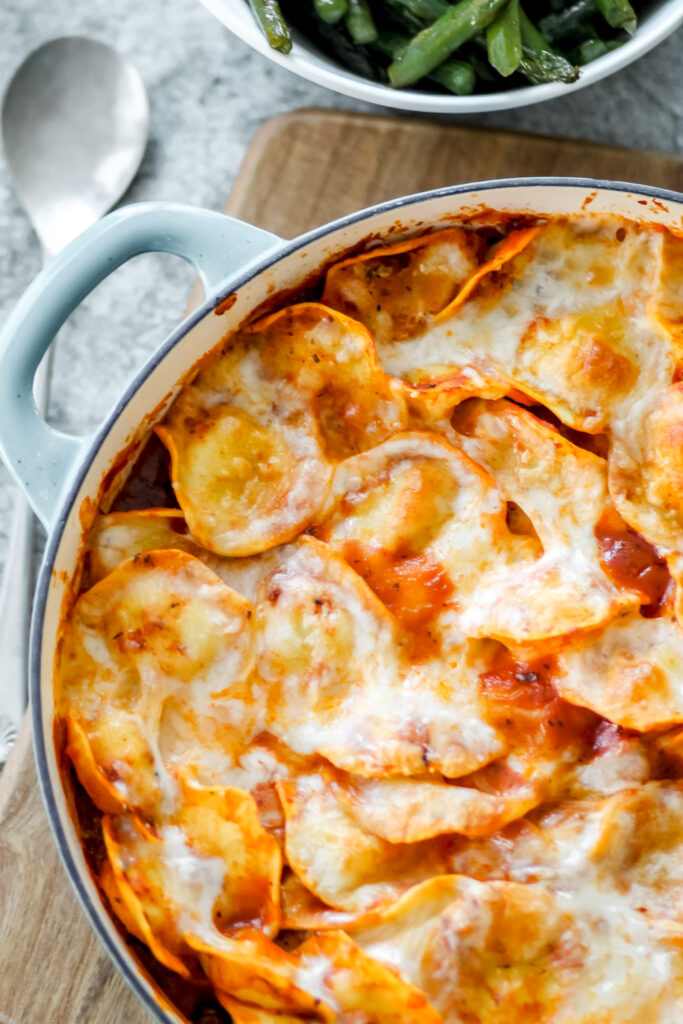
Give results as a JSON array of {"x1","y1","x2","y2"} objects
[
  {"x1": 327, "y1": 769, "x2": 539, "y2": 842},
  {"x1": 454, "y1": 399, "x2": 638, "y2": 639},
  {"x1": 102, "y1": 779, "x2": 281, "y2": 977},
  {"x1": 442, "y1": 784, "x2": 683, "y2": 1022},
  {"x1": 57, "y1": 214, "x2": 683, "y2": 1022},
  {"x1": 88, "y1": 508, "x2": 283, "y2": 601},
  {"x1": 157, "y1": 303, "x2": 407, "y2": 556},
  {"x1": 277, "y1": 774, "x2": 450, "y2": 913},
  {"x1": 254, "y1": 536, "x2": 505, "y2": 778},
  {"x1": 556, "y1": 608, "x2": 683, "y2": 729},
  {"x1": 351, "y1": 876, "x2": 583, "y2": 1023},
  {"x1": 321, "y1": 227, "x2": 481, "y2": 348},
  {"x1": 62, "y1": 549, "x2": 257, "y2": 814},
  {"x1": 316, "y1": 423, "x2": 630, "y2": 645}
]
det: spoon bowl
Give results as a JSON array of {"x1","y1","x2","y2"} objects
[{"x1": 2, "y1": 37, "x2": 149, "y2": 258}]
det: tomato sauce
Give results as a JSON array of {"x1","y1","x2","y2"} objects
[
  {"x1": 595, "y1": 506, "x2": 672, "y2": 616},
  {"x1": 479, "y1": 647, "x2": 598, "y2": 754},
  {"x1": 342, "y1": 540, "x2": 454, "y2": 658}
]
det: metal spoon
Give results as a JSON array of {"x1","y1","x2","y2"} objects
[{"x1": 0, "y1": 37, "x2": 149, "y2": 765}]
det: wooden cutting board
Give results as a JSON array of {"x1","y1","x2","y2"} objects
[{"x1": 2, "y1": 107, "x2": 682, "y2": 1024}]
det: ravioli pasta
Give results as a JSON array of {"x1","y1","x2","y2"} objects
[{"x1": 58, "y1": 213, "x2": 683, "y2": 1023}]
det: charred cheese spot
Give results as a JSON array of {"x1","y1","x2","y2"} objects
[{"x1": 322, "y1": 227, "x2": 482, "y2": 347}]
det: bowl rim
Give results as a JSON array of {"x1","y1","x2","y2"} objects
[
  {"x1": 33, "y1": 176, "x2": 683, "y2": 1024},
  {"x1": 199, "y1": 0, "x2": 683, "y2": 113}
]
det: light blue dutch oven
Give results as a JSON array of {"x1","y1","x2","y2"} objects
[{"x1": 1, "y1": 179, "x2": 682, "y2": 1022}]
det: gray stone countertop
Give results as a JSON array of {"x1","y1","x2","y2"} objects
[{"x1": 0, "y1": 0, "x2": 682, "y2": 573}]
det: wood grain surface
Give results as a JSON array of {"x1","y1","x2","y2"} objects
[{"x1": 2, "y1": 107, "x2": 681, "y2": 1024}]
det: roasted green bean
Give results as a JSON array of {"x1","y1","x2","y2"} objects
[
  {"x1": 248, "y1": 0, "x2": 292, "y2": 52},
  {"x1": 345, "y1": 0, "x2": 378, "y2": 43},
  {"x1": 375, "y1": 30, "x2": 476, "y2": 92},
  {"x1": 391, "y1": 0, "x2": 451, "y2": 20},
  {"x1": 265, "y1": 0, "x2": 642, "y2": 94},
  {"x1": 487, "y1": 0, "x2": 522, "y2": 77},
  {"x1": 518, "y1": 8, "x2": 579, "y2": 83},
  {"x1": 388, "y1": 0, "x2": 510, "y2": 87},
  {"x1": 313, "y1": 0, "x2": 349, "y2": 24},
  {"x1": 596, "y1": 0, "x2": 637, "y2": 34},
  {"x1": 520, "y1": 44, "x2": 579, "y2": 83}
]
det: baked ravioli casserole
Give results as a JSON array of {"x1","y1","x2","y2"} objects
[{"x1": 58, "y1": 215, "x2": 683, "y2": 1022}]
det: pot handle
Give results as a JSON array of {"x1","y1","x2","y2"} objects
[{"x1": 0, "y1": 202, "x2": 282, "y2": 531}]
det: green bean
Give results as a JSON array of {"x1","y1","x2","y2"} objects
[
  {"x1": 429, "y1": 57, "x2": 476, "y2": 92},
  {"x1": 573, "y1": 35, "x2": 608, "y2": 60},
  {"x1": 519, "y1": 8, "x2": 552, "y2": 52},
  {"x1": 596, "y1": 0, "x2": 636, "y2": 34},
  {"x1": 345, "y1": 0, "x2": 378, "y2": 43},
  {"x1": 388, "y1": 0, "x2": 509, "y2": 87},
  {"x1": 313, "y1": 0, "x2": 348, "y2": 23},
  {"x1": 309, "y1": 10, "x2": 382, "y2": 76},
  {"x1": 538, "y1": 0, "x2": 598, "y2": 42},
  {"x1": 572, "y1": 35, "x2": 624, "y2": 61},
  {"x1": 274, "y1": 0, "x2": 638, "y2": 91},
  {"x1": 519, "y1": 43, "x2": 579, "y2": 83},
  {"x1": 375, "y1": 30, "x2": 476, "y2": 92},
  {"x1": 393, "y1": 0, "x2": 451, "y2": 20},
  {"x1": 487, "y1": 0, "x2": 522, "y2": 77},
  {"x1": 518, "y1": 7, "x2": 579, "y2": 82},
  {"x1": 248, "y1": 0, "x2": 292, "y2": 52}
]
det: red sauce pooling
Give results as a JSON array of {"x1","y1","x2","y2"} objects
[
  {"x1": 343, "y1": 540, "x2": 454, "y2": 658},
  {"x1": 479, "y1": 648, "x2": 598, "y2": 754},
  {"x1": 595, "y1": 506, "x2": 672, "y2": 617},
  {"x1": 480, "y1": 654, "x2": 556, "y2": 710}
]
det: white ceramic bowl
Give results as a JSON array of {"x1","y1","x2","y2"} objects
[{"x1": 200, "y1": 0, "x2": 683, "y2": 113}]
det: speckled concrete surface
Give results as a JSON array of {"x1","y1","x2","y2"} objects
[{"x1": 0, "y1": 0, "x2": 682, "y2": 574}]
